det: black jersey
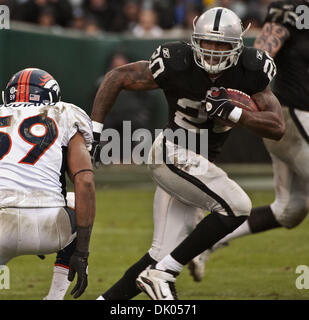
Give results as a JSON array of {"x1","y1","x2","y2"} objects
[
  {"x1": 149, "y1": 41, "x2": 273, "y2": 161},
  {"x1": 265, "y1": 0, "x2": 309, "y2": 111}
]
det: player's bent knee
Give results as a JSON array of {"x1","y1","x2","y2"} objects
[
  {"x1": 230, "y1": 192, "x2": 252, "y2": 217},
  {"x1": 272, "y1": 201, "x2": 308, "y2": 229},
  {"x1": 280, "y1": 207, "x2": 308, "y2": 229}
]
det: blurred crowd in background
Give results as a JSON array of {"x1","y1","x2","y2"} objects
[{"x1": 3, "y1": 0, "x2": 274, "y2": 37}]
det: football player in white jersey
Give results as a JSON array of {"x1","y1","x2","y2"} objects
[{"x1": 0, "y1": 68, "x2": 95, "y2": 299}]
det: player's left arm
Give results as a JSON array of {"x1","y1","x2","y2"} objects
[
  {"x1": 254, "y1": 22, "x2": 290, "y2": 58},
  {"x1": 66, "y1": 131, "x2": 96, "y2": 298},
  {"x1": 237, "y1": 84, "x2": 285, "y2": 140}
]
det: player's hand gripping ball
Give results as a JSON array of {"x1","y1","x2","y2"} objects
[{"x1": 206, "y1": 87, "x2": 259, "y2": 127}]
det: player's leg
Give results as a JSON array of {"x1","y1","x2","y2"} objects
[
  {"x1": 137, "y1": 136, "x2": 251, "y2": 299},
  {"x1": 201, "y1": 153, "x2": 288, "y2": 246},
  {"x1": 44, "y1": 238, "x2": 76, "y2": 300},
  {"x1": 257, "y1": 106, "x2": 309, "y2": 230},
  {"x1": 0, "y1": 208, "x2": 20, "y2": 266},
  {"x1": 190, "y1": 106, "x2": 309, "y2": 278},
  {"x1": 15, "y1": 207, "x2": 74, "y2": 256},
  {"x1": 44, "y1": 193, "x2": 77, "y2": 300},
  {"x1": 149, "y1": 187, "x2": 205, "y2": 262},
  {"x1": 14, "y1": 206, "x2": 75, "y2": 299},
  {"x1": 202, "y1": 159, "x2": 309, "y2": 253},
  {"x1": 97, "y1": 187, "x2": 202, "y2": 300},
  {"x1": 218, "y1": 106, "x2": 309, "y2": 241}
]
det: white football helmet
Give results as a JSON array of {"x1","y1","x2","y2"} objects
[{"x1": 191, "y1": 7, "x2": 250, "y2": 74}]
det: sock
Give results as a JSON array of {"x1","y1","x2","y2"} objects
[
  {"x1": 248, "y1": 205, "x2": 281, "y2": 233},
  {"x1": 102, "y1": 252, "x2": 156, "y2": 300},
  {"x1": 170, "y1": 212, "x2": 247, "y2": 265},
  {"x1": 156, "y1": 254, "x2": 184, "y2": 273},
  {"x1": 55, "y1": 239, "x2": 76, "y2": 266},
  {"x1": 215, "y1": 220, "x2": 252, "y2": 244},
  {"x1": 44, "y1": 265, "x2": 71, "y2": 300},
  {"x1": 96, "y1": 295, "x2": 105, "y2": 300}
]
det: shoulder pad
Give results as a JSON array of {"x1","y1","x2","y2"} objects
[
  {"x1": 241, "y1": 47, "x2": 268, "y2": 72},
  {"x1": 151, "y1": 41, "x2": 193, "y2": 71}
]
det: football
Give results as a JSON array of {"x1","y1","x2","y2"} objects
[{"x1": 226, "y1": 88, "x2": 259, "y2": 112}]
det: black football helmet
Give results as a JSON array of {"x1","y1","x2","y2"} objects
[{"x1": 3, "y1": 68, "x2": 61, "y2": 104}]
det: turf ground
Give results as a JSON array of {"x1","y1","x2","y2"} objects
[{"x1": 1, "y1": 165, "x2": 309, "y2": 300}]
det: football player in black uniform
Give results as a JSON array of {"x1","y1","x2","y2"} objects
[
  {"x1": 190, "y1": 0, "x2": 309, "y2": 282},
  {"x1": 91, "y1": 7, "x2": 285, "y2": 300}
]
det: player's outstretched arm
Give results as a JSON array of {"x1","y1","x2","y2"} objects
[
  {"x1": 91, "y1": 61, "x2": 159, "y2": 124},
  {"x1": 67, "y1": 131, "x2": 96, "y2": 298},
  {"x1": 254, "y1": 22, "x2": 290, "y2": 58},
  {"x1": 237, "y1": 85, "x2": 285, "y2": 140}
]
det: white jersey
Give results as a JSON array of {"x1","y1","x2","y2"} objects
[{"x1": 0, "y1": 101, "x2": 93, "y2": 208}]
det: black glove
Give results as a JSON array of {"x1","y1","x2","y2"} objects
[
  {"x1": 68, "y1": 251, "x2": 89, "y2": 299},
  {"x1": 205, "y1": 87, "x2": 236, "y2": 121},
  {"x1": 90, "y1": 132, "x2": 101, "y2": 168}
]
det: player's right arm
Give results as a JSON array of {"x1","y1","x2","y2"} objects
[{"x1": 91, "y1": 61, "x2": 159, "y2": 124}]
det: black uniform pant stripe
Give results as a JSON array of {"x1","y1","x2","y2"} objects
[
  {"x1": 289, "y1": 107, "x2": 309, "y2": 144},
  {"x1": 162, "y1": 137, "x2": 235, "y2": 217}
]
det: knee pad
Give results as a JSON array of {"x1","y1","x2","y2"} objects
[{"x1": 229, "y1": 191, "x2": 252, "y2": 217}]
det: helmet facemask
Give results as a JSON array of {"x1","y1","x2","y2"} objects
[{"x1": 191, "y1": 10, "x2": 250, "y2": 74}]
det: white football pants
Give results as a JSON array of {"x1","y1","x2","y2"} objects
[
  {"x1": 263, "y1": 106, "x2": 309, "y2": 228},
  {"x1": 0, "y1": 206, "x2": 75, "y2": 265},
  {"x1": 148, "y1": 132, "x2": 251, "y2": 261}
]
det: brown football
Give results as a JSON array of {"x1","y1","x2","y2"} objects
[{"x1": 226, "y1": 88, "x2": 259, "y2": 112}]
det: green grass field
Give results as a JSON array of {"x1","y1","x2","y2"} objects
[{"x1": 1, "y1": 166, "x2": 309, "y2": 300}]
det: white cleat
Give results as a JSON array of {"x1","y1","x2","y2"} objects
[
  {"x1": 188, "y1": 242, "x2": 229, "y2": 282},
  {"x1": 136, "y1": 267, "x2": 178, "y2": 300}
]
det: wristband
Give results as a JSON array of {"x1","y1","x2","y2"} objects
[
  {"x1": 92, "y1": 121, "x2": 104, "y2": 133},
  {"x1": 228, "y1": 107, "x2": 242, "y2": 123},
  {"x1": 73, "y1": 250, "x2": 89, "y2": 258},
  {"x1": 76, "y1": 225, "x2": 93, "y2": 253}
]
